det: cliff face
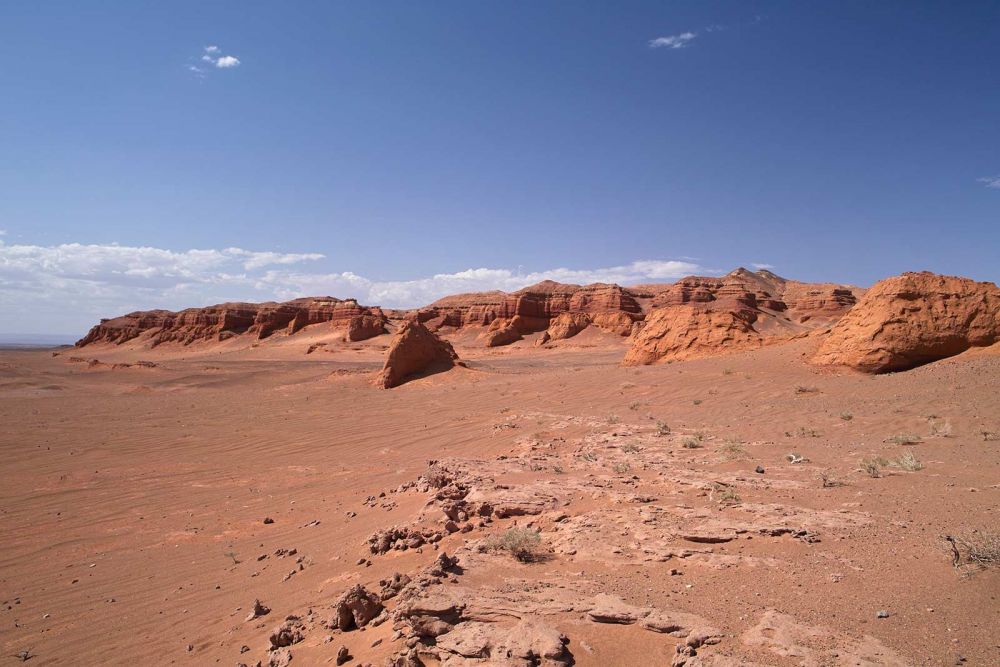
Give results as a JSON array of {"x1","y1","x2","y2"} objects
[
  {"x1": 76, "y1": 298, "x2": 387, "y2": 347},
  {"x1": 811, "y1": 272, "x2": 1000, "y2": 373},
  {"x1": 75, "y1": 269, "x2": 863, "y2": 358},
  {"x1": 622, "y1": 269, "x2": 861, "y2": 365}
]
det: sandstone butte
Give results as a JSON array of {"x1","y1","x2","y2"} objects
[
  {"x1": 75, "y1": 268, "x2": 1000, "y2": 376},
  {"x1": 810, "y1": 271, "x2": 1000, "y2": 373},
  {"x1": 373, "y1": 320, "x2": 458, "y2": 389}
]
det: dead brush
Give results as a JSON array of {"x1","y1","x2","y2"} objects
[
  {"x1": 859, "y1": 457, "x2": 886, "y2": 478},
  {"x1": 483, "y1": 527, "x2": 543, "y2": 563},
  {"x1": 889, "y1": 451, "x2": 923, "y2": 471},
  {"x1": 612, "y1": 461, "x2": 631, "y2": 474},
  {"x1": 621, "y1": 442, "x2": 641, "y2": 454},
  {"x1": 655, "y1": 421, "x2": 671, "y2": 437},
  {"x1": 945, "y1": 531, "x2": 1000, "y2": 571},
  {"x1": 981, "y1": 430, "x2": 999, "y2": 442},
  {"x1": 885, "y1": 433, "x2": 921, "y2": 445},
  {"x1": 795, "y1": 385, "x2": 820, "y2": 394}
]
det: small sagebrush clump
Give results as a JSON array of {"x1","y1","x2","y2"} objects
[
  {"x1": 713, "y1": 483, "x2": 741, "y2": 505},
  {"x1": 719, "y1": 440, "x2": 747, "y2": 460},
  {"x1": 795, "y1": 385, "x2": 820, "y2": 394},
  {"x1": 621, "y1": 442, "x2": 641, "y2": 454},
  {"x1": 655, "y1": 421, "x2": 671, "y2": 437},
  {"x1": 484, "y1": 527, "x2": 542, "y2": 562}
]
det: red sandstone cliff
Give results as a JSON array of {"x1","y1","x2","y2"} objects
[{"x1": 77, "y1": 298, "x2": 387, "y2": 348}]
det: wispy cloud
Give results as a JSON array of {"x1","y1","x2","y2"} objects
[
  {"x1": 751, "y1": 263, "x2": 775, "y2": 270},
  {"x1": 190, "y1": 45, "x2": 240, "y2": 76},
  {"x1": 649, "y1": 32, "x2": 697, "y2": 49},
  {"x1": 977, "y1": 175, "x2": 1000, "y2": 189},
  {"x1": 0, "y1": 240, "x2": 707, "y2": 333},
  {"x1": 650, "y1": 17, "x2": 761, "y2": 51}
]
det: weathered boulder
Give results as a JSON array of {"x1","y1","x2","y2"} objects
[
  {"x1": 331, "y1": 585, "x2": 383, "y2": 631},
  {"x1": 811, "y1": 272, "x2": 1000, "y2": 373},
  {"x1": 374, "y1": 321, "x2": 458, "y2": 388}
]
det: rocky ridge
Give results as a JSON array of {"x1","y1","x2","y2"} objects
[{"x1": 77, "y1": 297, "x2": 388, "y2": 347}]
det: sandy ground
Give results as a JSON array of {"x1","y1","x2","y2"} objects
[{"x1": 1, "y1": 330, "x2": 998, "y2": 666}]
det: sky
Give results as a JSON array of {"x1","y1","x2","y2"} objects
[{"x1": 1, "y1": 1, "x2": 998, "y2": 337}]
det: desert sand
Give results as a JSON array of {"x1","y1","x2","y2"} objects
[{"x1": 1, "y1": 270, "x2": 999, "y2": 666}]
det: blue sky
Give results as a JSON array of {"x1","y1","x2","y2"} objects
[{"x1": 1, "y1": 1, "x2": 998, "y2": 335}]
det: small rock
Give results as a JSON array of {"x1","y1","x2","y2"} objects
[
  {"x1": 245, "y1": 599, "x2": 271, "y2": 622},
  {"x1": 876, "y1": 610, "x2": 890, "y2": 618},
  {"x1": 263, "y1": 517, "x2": 275, "y2": 524},
  {"x1": 755, "y1": 466, "x2": 765, "y2": 474},
  {"x1": 336, "y1": 645, "x2": 351, "y2": 665}
]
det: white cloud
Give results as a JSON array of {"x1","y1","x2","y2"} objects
[
  {"x1": 977, "y1": 175, "x2": 1000, "y2": 189},
  {"x1": 0, "y1": 230, "x2": 6, "y2": 236},
  {"x1": 752, "y1": 263, "x2": 775, "y2": 270},
  {"x1": 191, "y1": 45, "x2": 240, "y2": 75},
  {"x1": 0, "y1": 240, "x2": 707, "y2": 334},
  {"x1": 649, "y1": 32, "x2": 697, "y2": 49}
]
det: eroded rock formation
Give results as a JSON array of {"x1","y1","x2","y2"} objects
[
  {"x1": 623, "y1": 268, "x2": 860, "y2": 365},
  {"x1": 374, "y1": 321, "x2": 458, "y2": 388},
  {"x1": 811, "y1": 271, "x2": 1000, "y2": 373},
  {"x1": 77, "y1": 298, "x2": 387, "y2": 347}
]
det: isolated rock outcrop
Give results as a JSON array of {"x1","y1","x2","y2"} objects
[
  {"x1": 374, "y1": 321, "x2": 458, "y2": 388},
  {"x1": 77, "y1": 298, "x2": 387, "y2": 347},
  {"x1": 811, "y1": 272, "x2": 1000, "y2": 373},
  {"x1": 623, "y1": 305, "x2": 762, "y2": 365}
]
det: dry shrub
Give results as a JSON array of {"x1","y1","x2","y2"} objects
[
  {"x1": 947, "y1": 531, "x2": 1000, "y2": 570},
  {"x1": 484, "y1": 527, "x2": 542, "y2": 562}
]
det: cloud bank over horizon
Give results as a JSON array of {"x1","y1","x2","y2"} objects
[{"x1": 0, "y1": 240, "x2": 710, "y2": 335}]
